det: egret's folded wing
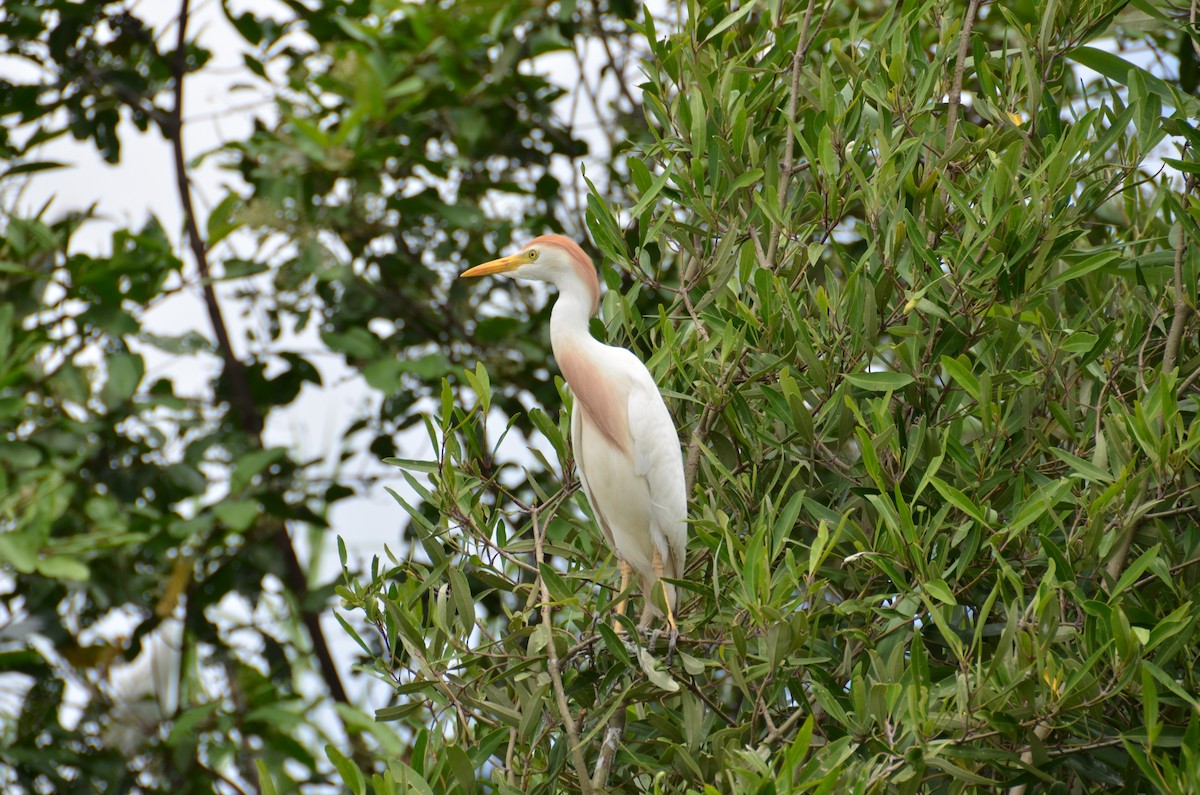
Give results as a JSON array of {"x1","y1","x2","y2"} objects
[{"x1": 625, "y1": 372, "x2": 688, "y2": 577}]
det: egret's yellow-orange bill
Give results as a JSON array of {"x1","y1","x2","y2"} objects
[{"x1": 460, "y1": 254, "x2": 523, "y2": 278}]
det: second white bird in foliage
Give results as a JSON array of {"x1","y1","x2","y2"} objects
[{"x1": 460, "y1": 235, "x2": 686, "y2": 637}]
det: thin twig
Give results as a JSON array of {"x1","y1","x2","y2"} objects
[
  {"x1": 1132, "y1": 551, "x2": 1200, "y2": 591},
  {"x1": 684, "y1": 402, "x2": 720, "y2": 494},
  {"x1": 1164, "y1": 173, "x2": 1195, "y2": 376},
  {"x1": 505, "y1": 728, "x2": 518, "y2": 786},
  {"x1": 678, "y1": 254, "x2": 711, "y2": 343},
  {"x1": 763, "y1": 696, "x2": 814, "y2": 745},
  {"x1": 766, "y1": 0, "x2": 820, "y2": 271},
  {"x1": 590, "y1": 0, "x2": 639, "y2": 112},
  {"x1": 1103, "y1": 474, "x2": 1150, "y2": 591},
  {"x1": 684, "y1": 355, "x2": 745, "y2": 492},
  {"x1": 533, "y1": 505, "x2": 594, "y2": 795},
  {"x1": 945, "y1": 0, "x2": 982, "y2": 151},
  {"x1": 1179, "y1": 361, "x2": 1200, "y2": 396}
]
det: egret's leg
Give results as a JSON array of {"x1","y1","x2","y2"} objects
[
  {"x1": 613, "y1": 560, "x2": 633, "y2": 633},
  {"x1": 651, "y1": 548, "x2": 679, "y2": 661},
  {"x1": 650, "y1": 549, "x2": 677, "y2": 630}
]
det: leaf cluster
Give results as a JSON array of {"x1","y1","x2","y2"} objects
[{"x1": 336, "y1": 1, "x2": 1200, "y2": 793}]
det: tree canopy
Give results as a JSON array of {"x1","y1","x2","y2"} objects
[{"x1": 3, "y1": 0, "x2": 1200, "y2": 793}]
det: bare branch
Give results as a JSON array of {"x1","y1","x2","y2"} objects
[
  {"x1": 167, "y1": 0, "x2": 350, "y2": 710},
  {"x1": 684, "y1": 400, "x2": 720, "y2": 494},
  {"x1": 533, "y1": 505, "x2": 594, "y2": 795},
  {"x1": 767, "y1": 0, "x2": 822, "y2": 271},
  {"x1": 945, "y1": 0, "x2": 982, "y2": 151},
  {"x1": 1164, "y1": 174, "x2": 1195, "y2": 376},
  {"x1": 590, "y1": 707, "x2": 626, "y2": 790}
]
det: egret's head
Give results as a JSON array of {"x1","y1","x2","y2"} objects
[{"x1": 460, "y1": 234, "x2": 599, "y2": 313}]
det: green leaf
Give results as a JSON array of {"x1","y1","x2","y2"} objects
[
  {"x1": 326, "y1": 744, "x2": 366, "y2": 795},
  {"x1": 102, "y1": 353, "x2": 144, "y2": 408},
  {"x1": 844, "y1": 371, "x2": 914, "y2": 391},
  {"x1": 1144, "y1": 661, "x2": 1200, "y2": 710},
  {"x1": 387, "y1": 760, "x2": 437, "y2": 795},
  {"x1": 704, "y1": 0, "x2": 760, "y2": 42},
  {"x1": 363, "y1": 359, "x2": 403, "y2": 392},
  {"x1": 924, "y1": 578, "x2": 957, "y2": 605},
  {"x1": 1163, "y1": 157, "x2": 1200, "y2": 176},
  {"x1": 256, "y1": 761, "x2": 278, "y2": 795},
  {"x1": 206, "y1": 193, "x2": 241, "y2": 246},
  {"x1": 230, "y1": 447, "x2": 287, "y2": 494},
  {"x1": 598, "y1": 623, "x2": 633, "y2": 669},
  {"x1": 213, "y1": 499, "x2": 260, "y2": 532},
  {"x1": 1068, "y1": 47, "x2": 1200, "y2": 114},
  {"x1": 930, "y1": 478, "x2": 988, "y2": 524},
  {"x1": 628, "y1": 167, "x2": 672, "y2": 219},
  {"x1": 1048, "y1": 448, "x2": 1112, "y2": 483},
  {"x1": 1110, "y1": 544, "x2": 1161, "y2": 598},
  {"x1": 383, "y1": 457, "x2": 440, "y2": 474},
  {"x1": 1142, "y1": 666, "x2": 1160, "y2": 745},
  {"x1": 636, "y1": 646, "x2": 679, "y2": 692},
  {"x1": 539, "y1": 563, "x2": 574, "y2": 603},
  {"x1": 726, "y1": 168, "x2": 765, "y2": 198},
  {"x1": 1043, "y1": 251, "x2": 1121, "y2": 290},
  {"x1": 0, "y1": 442, "x2": 41, "y2": 469},
  {"x1": 334, "y1": 612, "x2": 373, "y2": 656},
  {"x1": 1, "y1": 161, "x2": 68, "y2": 178},
  {"x1": 940, "y1": 355, "x2": 980, "y2": 402},
  {"x1": 446, "y1": 744, "x2": 476, "y2": 792},
  {"x1": 447, "y1": 566, "x2": 477, "y2": 631},
  {"x1": 35, "y1": 556, "x2": 90, "y2": 582},
  {"x1": 321, "y1": 328, "x2": 381, "y2": 360}
]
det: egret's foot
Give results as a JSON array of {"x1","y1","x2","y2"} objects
[{"x1": 666, "y1": 624, "x2": 679, "y2": 666}]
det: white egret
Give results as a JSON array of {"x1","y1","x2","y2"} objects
[{"x1": 460, "y1": 235, "x2": 686, "y2": 639}]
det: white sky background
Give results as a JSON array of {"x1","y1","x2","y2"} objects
[{"x1": 0, "y1": 0, "x2": 649, "y2": 724}]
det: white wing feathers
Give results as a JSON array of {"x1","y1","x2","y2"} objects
[{"x1": 624, "y1": 369, "x2": 687, "y2": 578}]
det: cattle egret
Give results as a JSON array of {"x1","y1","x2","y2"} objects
[{"x1": 460, "y1": 235, "x2": 687, "y2": 641}]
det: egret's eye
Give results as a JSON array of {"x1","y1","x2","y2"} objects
[{"x1": 527, "y1": 249, "x2": 539, "y2": 260}]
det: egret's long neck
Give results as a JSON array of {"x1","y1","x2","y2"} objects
[
  {"x1": 549, "y1": 276, "x2": 629, "y2": 451},
  {"x1": 548, "y1": 278, "x2": 598, "y2": 355}
]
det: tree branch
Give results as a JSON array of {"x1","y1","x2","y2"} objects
[
  {"x1": 590, "y1": 707, "x2": 626, "y2": 791},
  {"x1": 766, "y1": 0, "x2": 822, "y2": 271},
  {"x1": 684, "y1": 401, "x2": 720, "y2": 494},
  {"x1": 533, "y1": 504, "x2": 594, "y2": 795},
  {"x1": 169, "y1": 0, "x2": 260, "y2": 438},
  {"x1": 168, "y1": 0, "x2": 349, "y2": 709},
  {"x1": 1164, "y1": 174, "x2": 1194, "y2": 376},
  {"x1": 945, "y1": 0, "x2": 982, "y2": 152},
  {"x1": 1103, "y1": 476, "x2": 1150, "y2": 588}
]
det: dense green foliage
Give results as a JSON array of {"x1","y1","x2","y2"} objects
[
  {"x1": 4, "y1": 0, "x2": 1200, "y2": 793},
  {"x1": 336, "y1": 1, "x2": 1200, "y2": 793}
]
